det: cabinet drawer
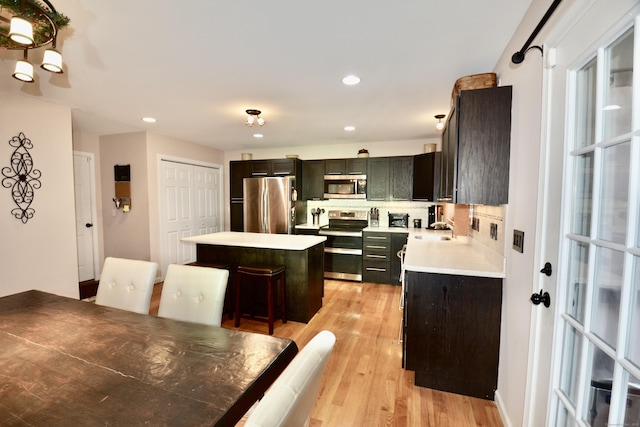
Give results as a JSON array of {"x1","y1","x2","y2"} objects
[
  {"x1": 364, "y1": 233, "x2": 391, "y2": 245},
  {"x1": 363, "y1": 260, "x2": 391, "y2": 283},
  {"x1": 363, "y1": 251, "x2": 392, "y2": 262}
]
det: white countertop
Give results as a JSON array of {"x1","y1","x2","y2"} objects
[
  {"x1": 403, "y1": 231, "x2": 506, "y2": 279},
  {"x1": 363, "y1": 225, "x2": 411, "y2": 233},
  {"x1": 182, "y1": 232, "x2": 326, "y2": 251},
  {"x1": 295, "y1": 222, "x2": 328, "y2": 230}
]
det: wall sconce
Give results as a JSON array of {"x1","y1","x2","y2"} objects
[
  {"x1": 435, "y1": 114, "x2": 445, "y2": 131},
  {"x1": 245, "y1": 109, "x2": 265, "y2": 127},
  {"x1": 113, "y1": 164, "x2": 131, "y2": 212}
]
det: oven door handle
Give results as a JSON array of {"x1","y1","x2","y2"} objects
[
  {"x1": 319, "y1": 230, "x2": 363, "y2": 237},
  {"x1": 324, "y1": 247, "x2": 362, "y2": 256}
]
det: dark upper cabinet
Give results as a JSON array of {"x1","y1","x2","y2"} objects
[
  {"x1": 249, "y1": 158, "x2": 300, "y2": 177},
  {"x1": 412, "y1": 152, "x2": 440, "y2": 201},
  {"x1": 367, "y1": 158, "x2": 390, "y2": 201},
  {"x1": 230, "y1": 161, "x2": 251, "y2": 199},
  {"x1": 390, "y1": 156, "x2": 413, "y2": 201},
  {"x1": 325, "y1": 158, "x2": 367, "y2": 175},
  {"x1": 440, "y1": 86, "x2": 512, "y2": 205},
  {"x1": 368, "y1": 156, "x2": 413, "y2": 201},
  {"x1": 302, "y1": 160, "x2": 325, "y2": 201}
]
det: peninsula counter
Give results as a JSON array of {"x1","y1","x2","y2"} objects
[{"x1": 182, "y1": 232, "x2": 326, "y2": 323}]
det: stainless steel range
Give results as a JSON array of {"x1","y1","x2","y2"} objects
[{"x1": 319, "y1": 210, "x2": 368, "y2": 281}]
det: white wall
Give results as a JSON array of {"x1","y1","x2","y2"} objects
[
  {"x1": 99, "y1": 132, "x2": 151, "y2": 261},
  {"x1": 492, "y1": 0, "x2": 574, "y2": 425},
  {"x1": 0, "y1": 92, "x2": 78, "y2": 298}
]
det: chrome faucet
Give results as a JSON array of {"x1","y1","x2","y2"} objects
[{"x1": 429, "y1": 221, "x2": 455, "y2": 239}]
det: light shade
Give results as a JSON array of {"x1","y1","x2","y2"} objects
[
  {"x1": 9, "y1": 16, "x2": 34, "y2": 45},
  {"x1": 41, "y1": 49, "x2": 64, "y2": 73},
  {"x1": 13, "y1": 58, "x2": 34, "y2": 82}
]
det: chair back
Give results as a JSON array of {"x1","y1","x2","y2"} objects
[
  {"x1": 95, "y1": 257, "x2": 158, "y2": 314},
  {"x1": 158, "y1": 264, "x2": 229, "y2": 326},
  {"x1": 245, "y1": 330, "x2": 336, "y2": 427}
]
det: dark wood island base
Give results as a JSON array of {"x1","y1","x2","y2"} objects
[{"x1": 196, "y1": 241, "x2": 324, "y2": 324}]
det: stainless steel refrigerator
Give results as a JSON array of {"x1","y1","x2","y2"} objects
[{"x1": 243, "y1": 177, "x2": 306, "y2": 234}]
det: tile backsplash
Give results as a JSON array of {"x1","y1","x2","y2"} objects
[{"x1": 469, "y1": 204, "x2": 506, "y2": 255}]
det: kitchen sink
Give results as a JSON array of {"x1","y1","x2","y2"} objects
[{"x1": 414, "y1": 234, "x2": 451, "y2": 241}]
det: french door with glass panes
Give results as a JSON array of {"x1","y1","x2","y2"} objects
[{"x1": 550, "y1": 13, "x2": 640, "y2": 427}]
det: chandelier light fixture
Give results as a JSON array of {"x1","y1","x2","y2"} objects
[
  {"x1": 245, "y1": 109, "x2": 265, "y2": 127},
  {"x1": 0, "y1": 0, "x2": 70, "y2": 82},
  {"x1": 435, "y1": 114, "x2": 445, "y2": 131}
]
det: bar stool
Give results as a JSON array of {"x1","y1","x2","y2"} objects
[{"x1": 235, "y1": 264, "x2": 286, "y2": 335}]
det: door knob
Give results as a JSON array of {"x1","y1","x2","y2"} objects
[
  {"x1": 540, "y1": 262, "x2": 552, "y2": 276},
  {"x1": 85, "y1": 223, "x2": 93, "y2": 228},
  {"x1": 530, "y1": 289, "x2": 551, "y2": 307}
]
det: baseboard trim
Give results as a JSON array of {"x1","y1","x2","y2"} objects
[{"x1": 494, "y1": 390, "x2": 514, "y2": 427}]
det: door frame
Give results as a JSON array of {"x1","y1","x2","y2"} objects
[
  {"x1": 157, "y1": 154, "x2": 224, "y2": 279},
  {"x1": 523, "y1": 1, "x2": 640, "y2": 425},
  {"x1": 73, "y1": 151, "x2": 101, "y2": 281}
]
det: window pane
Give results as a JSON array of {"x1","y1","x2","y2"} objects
[
  {"x1": 585, "y1": 346, "x2": 615, "y2": 426},
  {"x1": 566, "y1": 240, "x2": 589, "y2": 323},
  {"x1": 559, "y1": 325, "x2": 583, "y2": 405},
  {"x1": 597, "y1": 142, "x2": 630, "y2": 243},
  {"x1": 575, "y1": 58, "x2": 597, "y2": 149},
  {"x1": 591, "y1": 247, "x2": 624, "y2": 348},
  {"x1": 571, "y1": 153, "x2": 594, "y2": 236},
  {"x1": 628, "y1": 257, "x2": 640, "y2": 369},
  {"x1": 555, "y1": 403, "x2": 572, "y2": 427},
  {"x1": 603, "y1": 28, "x2": 634, "y2": 140},
  {"x1": 621, "y1": 372, "x2": 640, "y2": 425}
]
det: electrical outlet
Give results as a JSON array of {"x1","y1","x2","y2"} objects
[
  {"x1": 513, "y1": 230, "x2": 525, "y2": 253},
  {"x1": 490, "y1": 223, "x2": 498, "y2": 240}
]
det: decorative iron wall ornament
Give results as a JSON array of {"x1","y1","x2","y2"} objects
[{"x1": 2, "y1": 132, "x2": 41, "y2": 223}]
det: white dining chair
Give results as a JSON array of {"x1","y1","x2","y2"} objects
[
  {"x1": 244, "y1": 330, "x2": 336, "y2": 427},
  {"x1": 95, "y1": 257, "x2": 158, "y2": 315},
  {"x1": 157, "y1": 264, "x2": 229, "y2": 326}
]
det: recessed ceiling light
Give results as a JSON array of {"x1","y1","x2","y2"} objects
[
  {"x1": 253, "y1": 133, "x2": 264, "y2": 138},
  {"x1": 342, "y1": 75, "x2": 361, "y2": 85},
  {"x1": 142, "y1": 117, "x2": 156, "y2": 123},
  {"x1": 344, "y1": 125, "x2": 356, "y2": 131},
  {"x1": 603, "y1": 104, "x2": 621, "y2": 110}
]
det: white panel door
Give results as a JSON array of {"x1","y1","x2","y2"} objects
[
  {"x1": 161, "y1": 161, "x2": 195, "y2": 269},
  {"x1": 74, "y1": 153, "x2": 95, "y2": 282},
  {"x1": 194, "y1": 165, "x2": 220, "y2": 235}
]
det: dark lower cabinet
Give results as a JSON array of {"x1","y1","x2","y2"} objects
[{"x1": 404, "y1": 271, "x2": 502, "y2": 400}]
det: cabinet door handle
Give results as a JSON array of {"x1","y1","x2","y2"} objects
[
  {"x1": 367, "y1": 236, "x2": 387, "y2": 240},
  {"x1": 366, "y1": 254, "x2": 387, "y2": 259},
  {"x1": 366, "y1": 267, "x2": 387, "y2": 272},
  {"x1": 366, "y1": 245, "x2": 387, "y2": 249},
  {"x1": 251, "y1": 172, "x2": 268, "y2": 176}
]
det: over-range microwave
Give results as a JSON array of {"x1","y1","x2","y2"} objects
[{"x1": 323, "y1": 175, "x2": 367, "y2": 199}]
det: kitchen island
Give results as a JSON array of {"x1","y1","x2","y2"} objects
[
  {"x1": 402, "y1": 233, "x2": 505, "y2": 400},
  {"x1": 182, "y1": 232, "x2": 326, "y2": 323}
]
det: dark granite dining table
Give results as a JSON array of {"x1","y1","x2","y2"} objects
[{"x1": 0, "y1": 290, "x2": 298, "y2": 426}]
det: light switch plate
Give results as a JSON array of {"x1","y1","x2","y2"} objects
[{"x1": 513, "y1": 230, "x2": 525, "y2": 253}]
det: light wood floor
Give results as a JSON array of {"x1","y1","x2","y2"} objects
[{"x1": 149, "y1": 279, "x2": 503, "y2": 426}]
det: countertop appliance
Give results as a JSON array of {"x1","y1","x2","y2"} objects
[
  {"x1": 243, "y1": 177, "x2": 307, "y2": 234},
  {"x1": 319, "y1": 210, "x2": 368, "y2": 281},
  {"x1": 388, "y1": 213, "x2": 409, "y2": 228},
  {"x1": 323, "y1": 175, "x2": 367, "y2": 199}
]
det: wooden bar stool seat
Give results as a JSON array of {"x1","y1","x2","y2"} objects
[{"x1": 234, "y1": 264, "x2": 286, "y2": 335}]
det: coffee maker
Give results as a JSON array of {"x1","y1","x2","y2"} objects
[{"x1": 427, "y1": 205, "x2": 437, "y2": 228}]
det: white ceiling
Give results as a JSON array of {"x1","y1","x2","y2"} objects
[{"x1": 0, "y1": 0, "x2": 532, "y2": 151}]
